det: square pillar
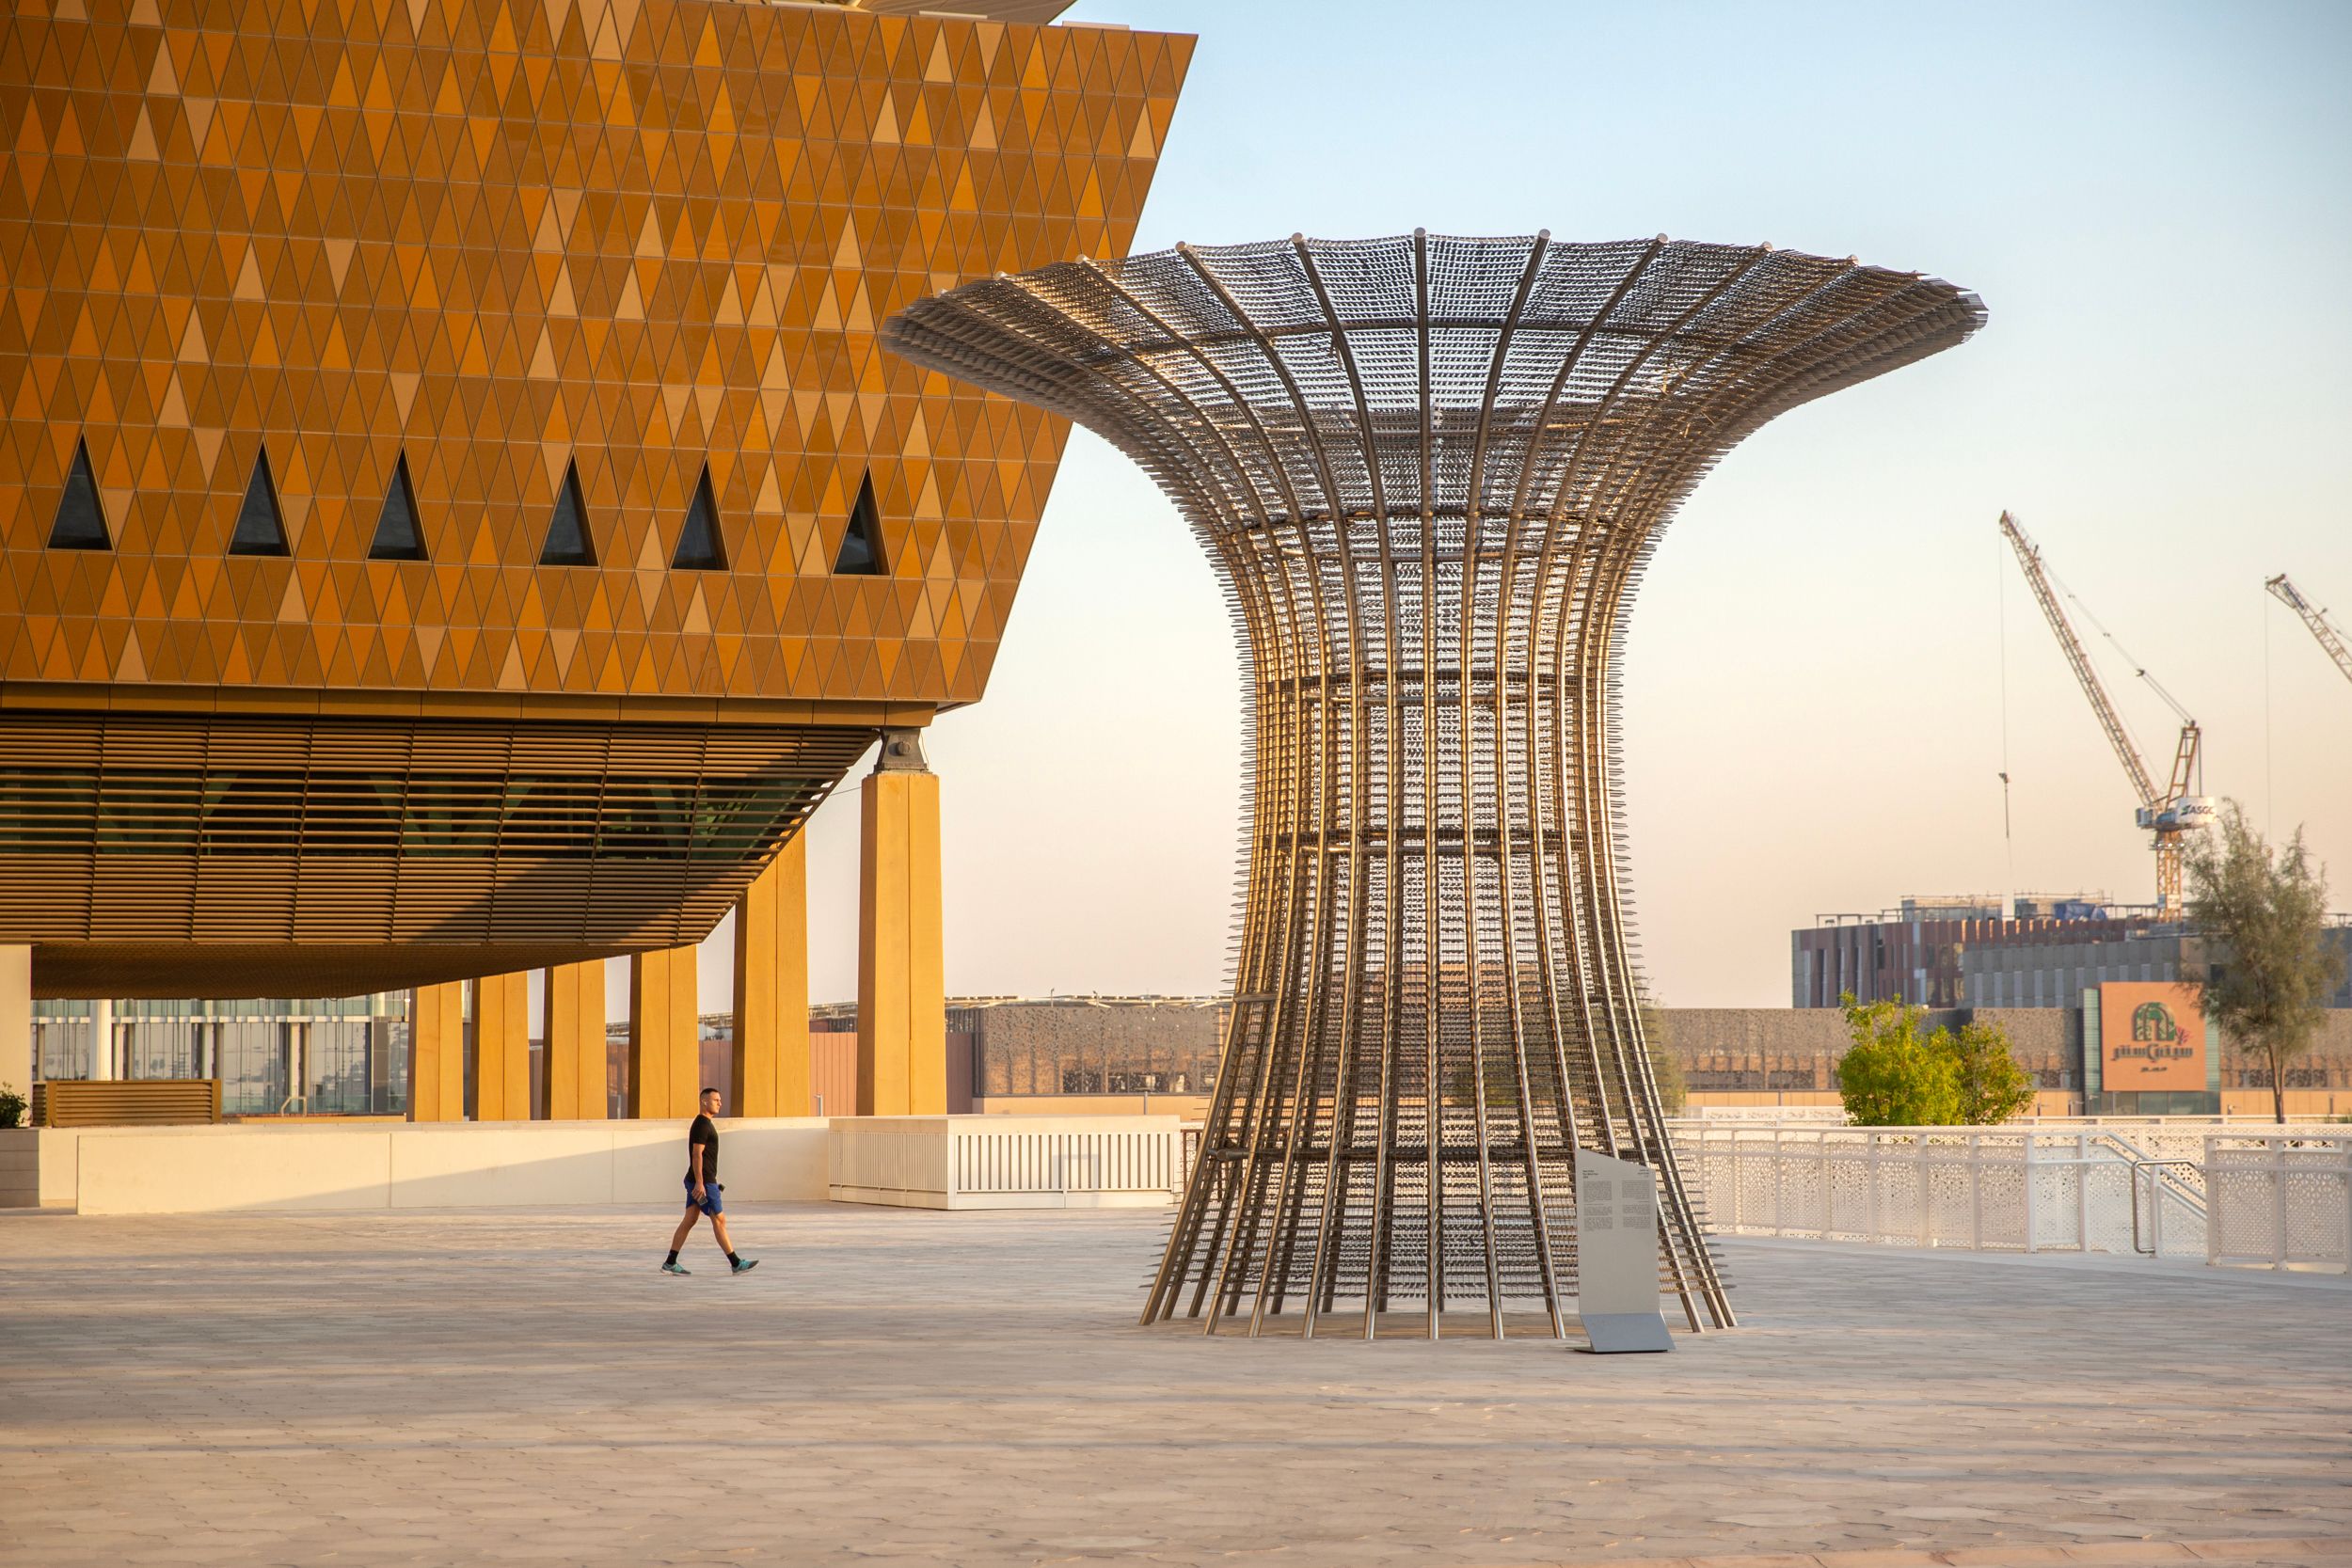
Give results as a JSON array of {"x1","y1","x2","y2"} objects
[
  {"x1": 545, "y1": 960, "x2": 608, "y2": 1121},
  {"x1": 470, "y1": 971, "x2": 531, "y2": 1122},
  {"x1": 0, "y1": 945, "x2": 29, "y2": 1111},
  {"x1": 857, "y1": 729, "x2": 946, "y2": 1117},
  {"x1": 628, "y1": 946, "x2": 699, "y2": 1119},
  {"x1": 732, "y1": 834, "x2": 810, "y2": 1118},
  {"x1": 409, "y1": 982, "x2": 465, "y2": 1121}
]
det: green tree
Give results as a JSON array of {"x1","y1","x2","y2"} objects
[
  {"x1": 1944, "y1": 1018, "x2": 2037, "y2": 1125},
  {"x1": 1835, "y1": 994, "x2": 1962, "y2": 1126},
  {"x1": 2185, "y1": 802, "x2": 2344, "y2": 1124}
]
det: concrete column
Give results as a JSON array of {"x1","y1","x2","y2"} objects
[
  {"x1": 0, "y1": 946, "x2": 28, "y2": 1109},
  {"x1": 470, "y1": 972, "x2": 531, "y2": 1122},
  {"x1": 628, "y1": 946, "x2": 698, "y2": 1119},
  {"x1": 857, "y1": 728, "x2": 946, "y2": 1117},
  {"x1": 409, "y1": 982, "x2": 466, "y2": 1121},
  {"x1": 90, "y1": 997, "x2": 114, "y2": 1081},
  {"x1": 732, "y1": 834, "x2": 810, "y2": 1118},
  {"x1": 364, "y1": 1017, "x2": 385, "y2": 1112},
  {"x1": 545, "y1": 960, "x2": 608, "y2": 1120},
  {"x1": 285, "y1": 1020, "x2": 307, "y2": 1110}
]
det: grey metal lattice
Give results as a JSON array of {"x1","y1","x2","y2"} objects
[{"x1": 883, "y1": 232, "x2": 1984, "y2": 1338}]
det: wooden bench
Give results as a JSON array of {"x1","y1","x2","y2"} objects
[{"x1": 32, "y1": 1079, "x2": 223, "y2": 1128}]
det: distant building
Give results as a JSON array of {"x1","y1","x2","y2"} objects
[
  {"x1": 808, "y1": 995, "x2": 1224, "y2": 1114},
  {"x1": 1792, "y1": 895, "x2": 2352, "y2": 1011},
  {"x1": 1656, "y1": 1003, "x2": 2352, "y2": 1117}
]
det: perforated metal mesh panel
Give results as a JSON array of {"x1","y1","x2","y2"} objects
[{"x1": 885, "y1": 231, "x2": 1984, "y2": 1338}]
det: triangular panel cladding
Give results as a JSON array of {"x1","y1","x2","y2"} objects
[
  {"x1": 0, "y1": 4, "x2": 1188, "y2": 705},
  {"x1": 672, "y1": 465, "x2": 726, "y2": 570},
  {"x1": 229, "y1": 449, "x2": 290, "y2": 556},
  {"x1": 47, "y1": 438, "x2": 111, "y2": 549},
  {"x1": 833, "y1": 469, "x2": 887, "y2": 576},
  {"x1": 540, "y1": 460, "x2": 596, "y2": 565},
  {"x1": 369, "y1": 453, "x2": 428, "y2": 561}
]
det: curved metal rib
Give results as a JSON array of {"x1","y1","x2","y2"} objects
[{"x1": 882, "y1": 231, "x2": 1983, "y2": 1338}]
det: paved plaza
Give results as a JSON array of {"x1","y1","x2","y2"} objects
[{"x1": 2, "y1": 1205, "x2": 2347, "y2": 1568}]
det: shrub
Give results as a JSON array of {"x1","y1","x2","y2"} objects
[
  {"x1": 1836, "y1": 997, "x2": 1962, "y2": 1126},
  {"x1": 1944, "y1": 1019, "x2": 2038, "y2": 1125},
  {"x1": 1835, "y1": 995, "x2": 2036, "y2": 1126}
]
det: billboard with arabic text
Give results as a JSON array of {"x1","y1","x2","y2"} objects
[{"x1": 2098, "y1": 982, "x2": 2206, "y2": 1091}]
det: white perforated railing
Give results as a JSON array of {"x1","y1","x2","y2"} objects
[
  {"x1": 1673, "y1": 1125, "x2": 2213, "y2": 1260},
  {"x1": 2205, "y1": 1133, "x2": 2352, "y2": 1273},
  {"x1": 949, "y1": 1123, "x2": 1181, "y2": 1201}
]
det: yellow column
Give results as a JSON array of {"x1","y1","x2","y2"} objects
[
  {"x1": 732, "y1": 834, "x2": 810, "y2": 1118},
  {"x1": 410, "y1": 982, "x2": 466, "y2": 1121},
  {"x1": 0, "y1": 945, "x2": 28, "y2": 1114},
  {"x1": 545, "y1": 960, "x2": 608, "y2": 1121},
  {"x1": 628, "y1": 946, "x2": 699, "y2": 1118},
  {"x1": 857, "y1": 728, "x2": 946, "y2": 1117},
  {"x1": 469, "y1": 971, "x2": 531, "y2": 1121}
]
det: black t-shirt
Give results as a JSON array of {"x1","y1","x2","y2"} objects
[{"x1": 687, "y1": 1113, "x2": 719, "y2": 1183}]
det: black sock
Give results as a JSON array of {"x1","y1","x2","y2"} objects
[
  {"x1": 665, "y1": 1250, "x2": 679, "y2": 1266},
  {"x1": 726, "y1": 1250, "x2": 739, "y2": 1264}
]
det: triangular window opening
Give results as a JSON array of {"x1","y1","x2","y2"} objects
[
  {"x1": 671, "y1": 466, "x2": 727, "y2": 571},
  {"x1": 229, "y1": 449, "x2": 289, "y2": 557},
  {"x1": 368, "y1": 454, "x2": 428, "y2": 562},
  {"x1": 47, "y1": 439, "x2": 111, "y2": 550},
  {"x1": 539, "y1": 461, "x2": 596, "y2": 566},
  {"x1": 833, "y1": 470, "x2": 887, "y2": 576}
]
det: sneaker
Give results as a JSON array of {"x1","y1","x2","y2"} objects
[
  {"x1": 661, "y1": 1260, "x2": 691, "y2": 1276},
  {"x1": 729, "y1": 1258, "x2": 759, "y2": 1275}
]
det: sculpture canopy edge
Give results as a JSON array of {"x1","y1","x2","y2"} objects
[{"x1": 881, "y1": 232, "x2": 1985, "y2": 453}]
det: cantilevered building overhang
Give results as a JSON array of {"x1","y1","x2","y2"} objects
[{"x1": 0, "y1": 0, "x2": 1191, "y2": 999}]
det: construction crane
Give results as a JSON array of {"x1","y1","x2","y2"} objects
[
  {"x1": 2266, "y1": 573, "x2": 2352, "y2": 689},
  {"x1": 1999, "y1": 512, "x2": 2215, "y2": 916}
]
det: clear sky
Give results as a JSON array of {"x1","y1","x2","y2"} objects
[{"x1": 689, "y1": 0, "x2": 2352, "y2": 1015}]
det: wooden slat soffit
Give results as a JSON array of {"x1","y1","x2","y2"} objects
[{"x1": 1, "y1": 710, "x2": 872, "y2": 997}]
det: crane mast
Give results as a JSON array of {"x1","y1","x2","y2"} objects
[
  {"x1": 1999, "y1": 512, "x2": 2212, "y2": 916},
  {"x1": 2267, "y1": 573, "x2": 2352, "y2": 689}
]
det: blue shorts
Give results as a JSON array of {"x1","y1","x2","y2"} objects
[{"x1": 684, "y1": 1177, "x2": 723, "y2": 1216}]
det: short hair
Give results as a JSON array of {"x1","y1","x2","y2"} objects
[{"x1": 701, "y1": 1086, "x2": 720, "y2": 1097}]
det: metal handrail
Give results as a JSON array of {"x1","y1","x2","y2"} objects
[{"x1": 2130, "y1": 1159, "x2": 2200, "y2": 1256}]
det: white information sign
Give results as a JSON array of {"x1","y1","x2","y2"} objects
[{"x1": 1572, "y1": 1149, "x2": 1673, "y2": 1354}]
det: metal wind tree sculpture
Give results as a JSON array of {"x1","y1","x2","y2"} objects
[{"x1": 884, "y1": 233, "x2": 1983, "y2": 1338}]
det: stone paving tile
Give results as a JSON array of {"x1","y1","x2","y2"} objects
[{"x1": 0, "y1": 1209, "x2": 2345, "y2": 1568}]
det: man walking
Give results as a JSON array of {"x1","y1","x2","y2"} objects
[{"x1": 662, "y1": 1087, "x2": 757, "y2": 1276}]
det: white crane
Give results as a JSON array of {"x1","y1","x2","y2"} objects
[
  {"x1": 2266, "y1": 573, "x2": 2352, "y2": 690},
  {"x1": 1999, "y1": 512, "x2": 2216, "y2": 916}
]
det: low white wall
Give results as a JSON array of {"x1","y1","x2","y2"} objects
[
  {"x1": 829, "y1": 1117, "x2": 952, "y2": 1209},
  {"x1": 0, "y1": 1126, "x2": 83, "y2": 1209},
  {"x1": 0, "y1": 1127, "x2": 40, "y2": 1207},
  {"x1": 7, "y1": 1116, "x2": 1170, "y2": 1216},
  {"x1": 79, "y1": 1124, "x2": 394, "y2": 1215},
  {"x1": 59, "y1": 1118, "x2": 830, "y2": 1216}
]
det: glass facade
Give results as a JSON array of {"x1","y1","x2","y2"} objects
[{"x1": 34, "y1": 994, "x2": 409, "y2": 1116}]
